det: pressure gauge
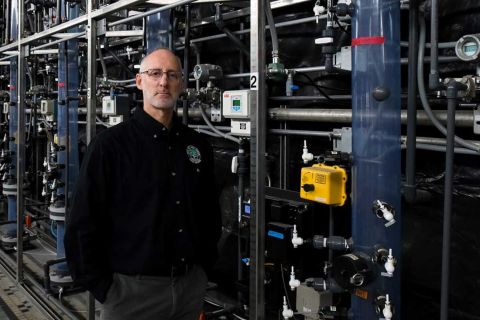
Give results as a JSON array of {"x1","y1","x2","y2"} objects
[{"x1": 455, "y1": 34, "x2": 480, "y2": 62}]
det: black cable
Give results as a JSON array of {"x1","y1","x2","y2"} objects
[
  {"x1": 295, "y1": 72, "x2": 349, "y2": 106},
  {"x1": 333, "y1": 13, "x2": 350, "y2": 35}
]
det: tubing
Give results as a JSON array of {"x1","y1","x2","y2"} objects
[
  {"x1": 429, "y1": 0, "x2": 440, "y2": 89},
  {"x1": 417, "y1": 16, "x2": 480, "y2": 153},
  {"x1": 197, "y1": 103, "x2": 240, "y2": 144},
  {"x1": 405, "y1": 0, "x2": 419, "y2": 203},
  {"x1": 440, "y1": 81, "x2": 467, "y2": 320},
  {"x1": 97, "y1": 45, "x2": 107, "y2": 80},
  {"x1": 214, "y1": 4, "x2": 250, "y2": 58},
  {"x1": 264, "y1": 0, "x2": 278, "y2": 56}
]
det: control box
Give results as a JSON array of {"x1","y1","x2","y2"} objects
[
  {"x1": 300, "y1": 164, "x2": 347, "y2": 206},
  {"x1": 231, "y1": 120, "x2": 251, "y2": 136},
  {"x1": 222, "y1": 90, "x2": 250, "y2": 119},
  {"x1": 102, "y1": 95, "x2": 130, "y2": 117},
  {"x1": 108, "y1": 115, "x2": 124, "y2": 126},
  {"x1": 40, "y1": 99, "x2": 55, "y2": 115}
]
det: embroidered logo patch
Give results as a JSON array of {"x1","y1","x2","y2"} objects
[{"x1": 186, "y1": 145, "x2": 201, "y2": 164}]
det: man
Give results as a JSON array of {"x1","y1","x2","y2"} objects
[{"x1": 65, "y1": 48, "x2": 222, "y2": 320}]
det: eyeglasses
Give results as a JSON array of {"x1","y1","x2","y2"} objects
[{"x1": 140, "y1": 69, "x2": 182, "y2": 81}]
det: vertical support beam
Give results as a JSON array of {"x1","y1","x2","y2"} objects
[
  {"x1": 86, "y1": 1, "x2": 96, "y2": 144},
  {"x1": 86, "y1": 0, "x2": 96, "y2": 317},
  {"x1": 16, "y1": 0, "x2": 26, "y2": 283},
  {"x1": 249, "y1": 0, "x2": 266, "y2": 318}
]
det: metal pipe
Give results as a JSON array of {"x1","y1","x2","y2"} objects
[
  {"x1": 268, "y1": 108, "x2": 474, "y2": 127},
  {"x1": 4, "y1": 0, "x2": 9, "y2": 45},
  {"x1": 415, "y1": 143, "x2": 479, "y2": 155},
  {"x1": 179, "y1": 107, "x2": 474, "y2": 127},
  {"x1": 405, "y1": 0, "x2": 418, "y2": 204},
  {"x1": 17, "y1": 0, "x2": 26, "y2": 283},
  {"x1": 182, "y1": 4, "x2": 190, "y2": 125},
  {"x1": 249, "y1": 0, "x2": 266, "y2": 317},
  {"x1": 429, "y1": 0, "x2": 440, "y2": 89},
  {"x1": 0, "y1": 0, "x2": 149, "y2": 54},
  {"x1": 109, "y1": 0, "x2": 197, "y2": 27},
  {"x1": 31, "y1": 32, "x2": 84, "y2": 51}
]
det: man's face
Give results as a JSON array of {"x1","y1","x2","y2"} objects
[{"x1": 136, "y1": 50, "x2": 183, "y2": 111}]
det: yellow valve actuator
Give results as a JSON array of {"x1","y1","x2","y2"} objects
[{"x1": 300, "y1": 164, "x2": 347, "y2": 206}]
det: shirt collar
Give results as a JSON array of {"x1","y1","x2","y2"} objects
[{"x1": 133, "y1": 107, "x2": 184, "y2": 138}]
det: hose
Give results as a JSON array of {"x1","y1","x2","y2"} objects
[
  {"x1": 97, "y1": 45, "x2": 108, "y2": 80},
  {"x1": 214, "y1": 4, "x2": 250, "y2": 58},
  {"x1": 197, "y1": 102, "x2": 240, "y2": 144},
  {"x1": 417, "y1": 16, "x2": 480, "y2": 153},
  {"x1": 264, "y1": 0, "x2": 279, "y2": 56}
]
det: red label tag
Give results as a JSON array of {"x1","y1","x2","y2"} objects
[
  {"x1": 352, "y1": 36, "x2": 385, "y2": 47},
  {"x1": 58, "y1": 82, "x2": 65, "y2": 88}
]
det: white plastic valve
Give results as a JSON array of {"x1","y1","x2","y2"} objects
[
  {"x1": 313, "y1": 3, "x2": 326, "y2": 24},
  {"x1": 289, "y1": 266, "x2": 300, "y2": 291},
  {"x1": 291, "y1": 224, "x2": 304, "y2": 248},
  {"x1": 382, "y1": 294, "x2": 393, "y2": 320},
  {"x1": 282, "y1": 296, "x2": 294, "y2": 320},
  {"x1": 376, "y1": 200, "x2": 396, "y2": 227},
  {"x1": 384, "y1": 249, "x2": 395, "y2": 275},
  {"x1": 302, "y1": 140, "x2": 314, "y2": 164}
]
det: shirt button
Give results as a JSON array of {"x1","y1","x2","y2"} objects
[
  {"x1": 196, "y1": 168, "x2": 200, "y2": 173},
  {"x1": 168, "y1": 146, "x2": 172, "y2": 150},
  {"x1": 181, "y1": 258, "x2": 185, "y2": 262},
  {"x1": 178, "y1": 229, "x2": 183, "y2": 233},
  {"x1": 162, "y1": 127, "x2": 166, "y2": 131},
  {"x1": 153, "y1": 134, "x2": 157, "y2": 138},
  {"x1": 176, "y1": 200, "x2": 180, "y2": 205},
  {"x1": 171, "y1": 172, "x2": 176, "y2": 176},
  {"x1": 176, "y1": 132, "x2": 179, "y2": 136}
]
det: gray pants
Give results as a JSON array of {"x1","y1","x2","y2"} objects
[{"x1": 101, "y1": 265, "x2": 207, "y2": 320}]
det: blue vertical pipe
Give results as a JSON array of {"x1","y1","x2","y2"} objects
[
  {"x1": 6, "y1": 0, "x2": 18, "y2": 238},
  {"x1": 146, "y1": 11, "x2": 171, "y2": 53},
  {"x1": 54, "y1": 0, "x2": 79, "y2": 274},
  {"x1": 351, "y1": 0, "x2": 401, "y2": 319}
]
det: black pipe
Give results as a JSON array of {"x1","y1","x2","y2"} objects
[
  {"x1": 214, "y1": 4, "x2": 250, "y2": 58},
  {"x1": 405, "y1": 0, "x2": 419, "y2": 204},
  {"x1": 182, "y1": 4, "x2": 190, "y2": 126},
  {"x1": 440, "y1": 80, "x2": 467, "y2": 320},
  {"x1": 105, "y1": 48, "x2": 135, "y2": 77},
  {"x1": 429, "y1": 0, "x2": 440, "y2": 89},
  {"x1": 237, "y1": 139, "x2": 247, "y2": 285},
  {"x1": 43, "y1": 257, "x2": 66, "y2": 294}
]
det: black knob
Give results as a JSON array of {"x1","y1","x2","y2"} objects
[{"x1": 302, "y1": 184, "x2": 315, "y2": 192}]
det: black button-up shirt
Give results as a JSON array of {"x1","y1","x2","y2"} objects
[{"x1": 64, "y1": 107, "x2": 222, "y2": 303}]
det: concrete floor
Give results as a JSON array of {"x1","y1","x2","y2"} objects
[{"x1": 0, "y1": 270, "x2": 46, "y2": 320}]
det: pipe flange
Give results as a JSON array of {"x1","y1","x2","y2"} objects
[{"x1": 49, "y1": 205, "x2": 66, "y2": 221}]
